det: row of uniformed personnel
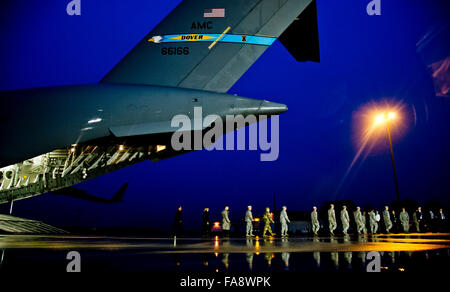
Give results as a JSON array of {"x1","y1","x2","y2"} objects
[
  {"x1": 174, "y1": 205, "x2": 290, "y2": 237},
  {"x1": 315, "y1": 205, "x2": 406, "y2": 235},
  {"x1": 173, "y1": 205, "x2": 446, "y2": 236},
  {"x1": 242, "y1": 205, "x2": 290, "y2": 237},
  {"x1": 312, "y1": 204, "x2": 445, "y2": 235}
]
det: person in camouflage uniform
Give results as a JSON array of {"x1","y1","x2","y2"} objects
[
  {"x1": 222, "y1": 206, "x2": 231, "y2": 237},
  {"x1": 263, "y1": 207, "x2": 275, "y2": 237},
  {"x1": 328, "y1": 204, "x2": 337, "y2": 235},
  {"x1": 383, "y1": 206, "x2": 393, "y2": 233},
  {"x1": 311, "y1": 206, "x2": 320, "y2": 236},
  {"x1": 369, "y1": 209, "x2": 378, "y2": 234},
  {"x1": 354, "y1": 207, "x2": 364, "y2": 234},
  {"x1": 400, "y1": 208, "x2": 410, "y2": 233},
  {"x1": 245, "y1": 206, "x2": 254, "y2": 237},
  {"x1": 341, "y1": 205, "x2": 350, "y2": 235},
  {"x1": 280, "y1": 206, "x2": 290, "y2": 237},
  {"x1": 361, "y1": 211, "x2": 368, "y2": 234}
]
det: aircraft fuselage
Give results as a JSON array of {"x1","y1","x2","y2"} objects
[{"x1": 0, "y1": 84, "x2": 287, "y2": 203}]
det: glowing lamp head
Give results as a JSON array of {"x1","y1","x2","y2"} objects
[
  {"x1": 374, "y1": 112, "x2": 397, "y2": 126},
  {"x1": 374, "y1": 111, "x2": 397, "y2": 127}
]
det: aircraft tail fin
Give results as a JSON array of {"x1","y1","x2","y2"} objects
[
  {"x1": 279, "y1": 0, "x2": 320, "y2": 62},
  {"x1": 111, "y1": 182, "x2": 128, "y2": 202},
  {"x1": 101, "y1": 0, "x2": 320, "y2": 93}
]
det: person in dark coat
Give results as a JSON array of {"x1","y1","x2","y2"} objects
[
  {"x1": 427, "y1": 209, "x2": 436, "y2": 232},
  {"x1": 413, "y1": 207, "x2": 423, "y2": 232},
  {"x1": 391, "y1": 210, "x2": 398, "y2": 233},
  {"x1": 202, "y1": 208, "x2": 211, "y2": 237},
  {"x1": 174, "y1": 206, "x2": 183, "y2": 236}
]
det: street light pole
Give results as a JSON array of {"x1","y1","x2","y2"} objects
[{"x1": 386, "y1": 120, "x2": 400, "y2": 201}]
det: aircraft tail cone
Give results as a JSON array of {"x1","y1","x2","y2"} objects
[{"x1": 259, "y1": 100, "x2": 288, "y2": 115}]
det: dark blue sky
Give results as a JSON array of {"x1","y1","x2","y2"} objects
[{"x1": 1, "y1": 0, "x2": 449, "y2": 230}]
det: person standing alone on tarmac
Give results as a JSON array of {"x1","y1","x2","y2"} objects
[
  {"x1": 311, "y1": 206, "x2": 320, "y2": 236},
  {"x1": 245, "y1": 206, "x2": 255, "y2": 237},
  {"x1": 174, "y1": 206, "x2": 183, "y2": 237},
  {"x1": 280, "y1": 206, "x2": 290, "y2": 237},
  {"x1": 263, "y1": 207, "x2": 275, "y2": 237},
  {"x1": 383, "y1": 206, "x2": 393, "y2": 233},
  {"x1": 328, "y1": 204, "x2": 337, "y2": 235},
  {"x1": 222, "y1": 206, "x2": 231, "y2": 238},
  {"x1": 400, "y1": 208, "x2": 410, "y2": 233},
  {"x1": 202, "y1": 208, "x2": 210, "y2": 237},
  {"x1": 341, "y1": 206, "x2": 350, "y2": 235}
]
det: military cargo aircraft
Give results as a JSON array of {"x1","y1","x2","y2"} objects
[{"x1": 0, "y1": 0, "x2": 319, "y2": 204}]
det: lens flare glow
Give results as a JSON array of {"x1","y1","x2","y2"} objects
[
  {"x1": 354, "y1": 101, "x2": 406, "y2": 152},
  {"x1": 374, "y1": 114, "x2": 385, "y2": 125},
  {"x1": 334, "y1": 100, "x2": 408, "y2": 197}
]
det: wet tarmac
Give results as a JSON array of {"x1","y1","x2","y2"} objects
[{"x1": 1, "y1": 233, "x2": 449, "y2": 272}]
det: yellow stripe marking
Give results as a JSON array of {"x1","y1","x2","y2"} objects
[{"x1": 208, "y1": 26, "x2": 231, "y2": 50}]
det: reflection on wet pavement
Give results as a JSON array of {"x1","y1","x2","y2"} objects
[{"x1": 0, "y1": 233, "x2": 449, "y2": 272}]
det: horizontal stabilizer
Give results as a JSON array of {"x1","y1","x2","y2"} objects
[
  {"x1": 52, "y1": 182, "x2": 128, "y2": 204},
  {"x1": 111, "y1": 182, "x2": 128, "y2": 202},
  {"x1": 279, "y1": 0, "x2": 320, "y2": 62}
]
